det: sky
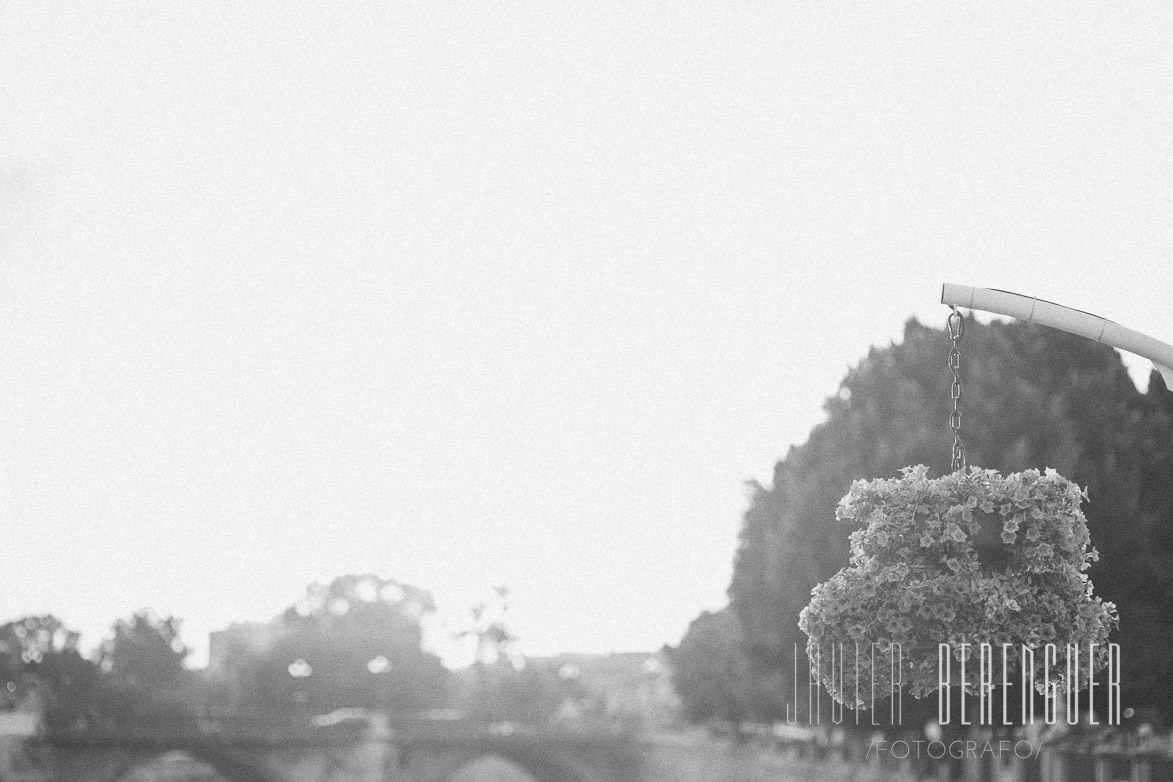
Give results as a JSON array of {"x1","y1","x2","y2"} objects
[{"x1": 2, "y1": 2, "x2": 1171, "y2": 668}]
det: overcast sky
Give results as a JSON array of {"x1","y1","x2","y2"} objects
[{"x1": 2, "y1": 2, "x2": 1171, "y2": 667}]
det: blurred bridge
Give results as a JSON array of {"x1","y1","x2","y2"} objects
[{"x1": 20, "y1": 708, "x2": 643, "y2": 782}]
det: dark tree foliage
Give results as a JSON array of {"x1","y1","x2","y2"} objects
[
  {"x1": 725, "y1": 318, "x2": 1173, "y2": 722},
  {"x1": 250, "y1": 574, "x2": 451, "y2": 716},
  {"x1": 99, "y1": 611, "x2": 189, "y2": 691},
  {"x1": 96, "y1": 611, "x2": 197, "y2": 734},
  {"x1": 0, "y1": 615, "x2": 101, "y2": 732},
  {"x1": 667, "y1": 607, "x2": 751, "y2": 728},
  {"x1": 1, "y1": 613, "x2": 195, "y2": 735}
]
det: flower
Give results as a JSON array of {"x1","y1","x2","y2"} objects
[{"x1": 799, "y1": 466, "x2": 1118, "y2": 707}]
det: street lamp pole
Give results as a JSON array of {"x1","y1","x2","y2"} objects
[{"x1": 941, "y1": 284, "x2": 1173, "y2": 390}]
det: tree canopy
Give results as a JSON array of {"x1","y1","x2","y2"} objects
[
  {"x1": 0, "y1": 612, "x2": 194, "y2": 735},
  {"x1": 250, "y1": 573, "x2": 451, "y2": 715},
  {"x1": 667, "y1": 607, "x2": 751, "y2": 728},
  {"x1": 99, "y1": 611, "x2": 189, "y2": 691}
]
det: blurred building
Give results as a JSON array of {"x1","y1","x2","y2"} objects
[
  {"x1": 205, "y1": 621, "x2": 280, "y2": 705},
  {"x1": 0, "y1": 684, "x2": 49, "y2": 782},
  {"x1": 532, "y1": 650, "x2": 680, "y2": 729},
  {"x1": 207, "y1": 621, "x2": 279, "y2": 678}
]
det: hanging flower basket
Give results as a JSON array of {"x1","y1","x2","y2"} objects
[{"x1": 799, "y1": 465, "x2": 1117, "y2": 708}]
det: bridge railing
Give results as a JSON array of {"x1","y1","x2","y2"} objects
[{"x1": 38, "y1": 706, "x2": 369, "y2": 748}]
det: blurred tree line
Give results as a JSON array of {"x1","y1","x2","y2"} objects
[
  {"x1": 213, "y1": 576, "x2": 575, "y2": 725},
  {"x1": 228, "y1": 574, "x2": 450, "y2": 715},
  {"x1": 1, "y1": 575, "x2": 576, "y2": 732},
  {"x1": 0, "y1": 576, "x2": 454, "y2": 733},
  {"x1": 0, "y1": 611, "x2": 192, "y2": 735},
  {"x1": 671, "y1": 318, "x2": 1173, "y2": 729}
]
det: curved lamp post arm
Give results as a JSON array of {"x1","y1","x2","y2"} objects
[{"x1": 941, "y1": 283, "x2": 1173, "y2": 390}]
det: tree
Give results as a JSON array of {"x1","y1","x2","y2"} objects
[
  {"x1": 94, "y1": 611, "x2": 197, "y2": 736},
  {"x1": 251, "y1": 574, "x2": 450, "y2": 715},
  {"x1": 1, "y1": 612, "x2": 197, "y2": 736},
  {"x1": 461, "y1": 585, "x2": 517, "y2": 668},
  {"x1": 453, "y1": 586, "x2": 581, "y2": 725},
  {"x1": 667, "y1": 607, "x2": 751, "y2": 730},
  {"x1": 0, "y1": 615, "x2": 102, "y2": 732},
  {"x1": 1, "y1": 615, "x2": 82, "y2": 695},
  {"x1": 99, "y1": 611, "x2": 189, "y2": 692},
  {"x1": 726, "y1": 318, "x2": 1173, "y2": 722}
]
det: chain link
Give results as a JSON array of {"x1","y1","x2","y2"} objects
[{"x1": 947, "y1": 307, "x2": 966, "y2": 472}]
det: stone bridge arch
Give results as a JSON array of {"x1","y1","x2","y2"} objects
[
  {"x1": 44, "y1": 734, "x2": 392, "y2": 782},
  {"x1": 39, "y1": 711, "x2": 394, "y2": 782},
  {"x1": 404, "y1": 749, "x2": 593, "y2": 782},
  {"x1": 28, "y1": 712, "x2": 640, "y2": 782},
  {"x1": 397, "y1": 732, "x2": 641, "y2": 782}
]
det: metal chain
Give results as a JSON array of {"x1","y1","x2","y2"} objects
[{"x1": 947, "y1": 306, "x2": 966, "y2": 472}]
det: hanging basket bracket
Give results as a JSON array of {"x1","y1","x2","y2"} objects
[{"x1": 941, "y1": 284, "x2": 1173, "y2": 390}]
